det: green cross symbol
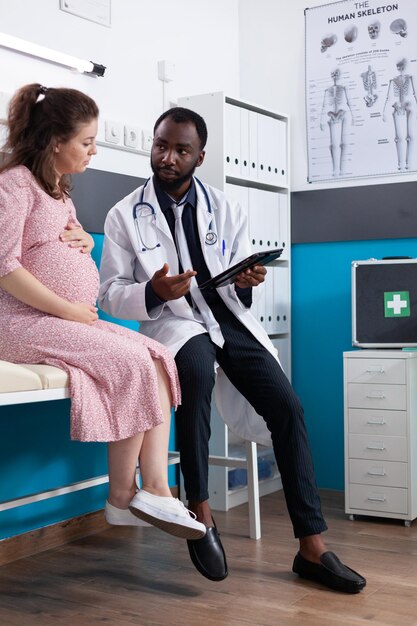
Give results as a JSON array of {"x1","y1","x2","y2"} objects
[{"x1": 384, "y1": 291, "x2": 410, "y2": 317}]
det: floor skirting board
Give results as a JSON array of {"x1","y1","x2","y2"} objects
[{"x1": 0, "y1": 486, "x2": 179, "y2": 566}]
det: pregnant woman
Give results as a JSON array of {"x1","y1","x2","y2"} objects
[{"x1": 0, "y1": 83, "x2": 205, "y2": 542}]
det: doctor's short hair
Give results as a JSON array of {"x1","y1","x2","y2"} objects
[{"x1": 153, "y1": 107, "x2": 208, "y2": 150}]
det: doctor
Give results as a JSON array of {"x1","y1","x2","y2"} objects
[{"x1": 98, "y1": 107, "x2": 366, "y2": 593}]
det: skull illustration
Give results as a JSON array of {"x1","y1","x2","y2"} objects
[
  {"x1": 321, "y1": 33, "x2": 337, "y2": 53},
  {"x1": 344, "y1": 25, "x2": 358, "y2": 43},
  {"x1": 396, "y1": 58, "x2": 406, "y2": 73},
  {"x1": 390, "y1": 18, "x2": 407, "y2": 38},
  {"x1": 368, "y1": 21, "x2": 381, "y2": 39}
]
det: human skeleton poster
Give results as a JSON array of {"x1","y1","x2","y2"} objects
[{"x1": 305, "y1": 0, "x2": 417, "y2": 182}]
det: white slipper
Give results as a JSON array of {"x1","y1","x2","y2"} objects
[
  {"x1": 129, "y1": 490, "x2": 206, "y2": 540},
  {"x1": 105, "y1": 500, "x2": 151, "y2": 527}
]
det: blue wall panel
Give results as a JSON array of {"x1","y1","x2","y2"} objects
[
  {"x1": 291, "y1": 238, "x2": 417, "y2": 490},
  {"x1": 0, "y1": 400, "x2": 109, "y2": 539}
]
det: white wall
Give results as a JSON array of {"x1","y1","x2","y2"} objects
[
  {"x1": 2, "y1": 0, "x2": 415, "y2": 191},
  {"x1": 238, "y1": 0, "x2": 417, "y2": 191},
  {"x1": 0, "y1": 0, "x2": 240, "y2": 177}
]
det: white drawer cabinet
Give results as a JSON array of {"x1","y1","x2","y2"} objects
[{"x1": 344, "y1": 350, "x2": 417, "y2": 526}]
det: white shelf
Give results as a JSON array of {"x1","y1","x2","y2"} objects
[{"x1": 226, "y1": 175, "x2": 289, "y2": 193}]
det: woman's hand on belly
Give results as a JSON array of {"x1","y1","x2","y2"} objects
[{"x1": 60, "y1": 222, "x2": 94, "y2": 254}]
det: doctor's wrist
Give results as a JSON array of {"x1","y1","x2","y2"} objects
[{"x1": 145, "y1": 280, "x2": 166, "y2": 312}]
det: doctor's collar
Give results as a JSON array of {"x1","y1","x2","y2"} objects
[{"x1": 153, "y1": 176, "x2": 197, "y2": 213}]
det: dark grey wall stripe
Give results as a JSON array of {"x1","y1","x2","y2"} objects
[
  {"x1": 71, "y1": 168, "x2": 417, "y2": 243},
  {"x1": 71, "y1": 169, "x2": 145, "y2": 233},
  {"x1": 291, "y1": 181, "x2": 417, "y2": 243}
]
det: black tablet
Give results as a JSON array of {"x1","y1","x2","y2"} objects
[{"x1": 199, "y1": 248, "x2": 283, "y2": 290}]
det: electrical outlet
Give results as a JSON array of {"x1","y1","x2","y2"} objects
[
  {"x1": 105, "y1": 120, "x2": 122, "y2": 144},
  {"x1": 0, "y1": 92, "x2": 11, "y2": 147},
  {"x1": 124, "y1": 125, "x2": 140, "y2": 149},
  {"x1": 141, "y1": 129, "x2": 153, "y2": 152},
  {"x1": 0, "y1": 91, "x2": 11, "y2": 117},
  {"x1": 158, "y1": 60, "x2": 175, "y2": 82},
  {"x1": 96, "y1": 118, "x2": 106, "y2": 142}
]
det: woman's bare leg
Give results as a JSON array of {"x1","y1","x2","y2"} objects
[
  {"x1": 107, "y1": 358, "x2": 173, "y2": 508},
  {"x1": 107, "y1": 432, "x2": 144, "y2": 509},
  {"x1": 140, "y1": 358, "x2": 172, "y2": 497}
]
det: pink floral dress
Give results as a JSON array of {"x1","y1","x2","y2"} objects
[{"x1": 0, "y1": 166, "x2": 180, "y2": 441}]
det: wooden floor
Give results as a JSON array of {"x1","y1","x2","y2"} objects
[{"x1": 1, "y1": 490, "x2": 417, "y2": 626}]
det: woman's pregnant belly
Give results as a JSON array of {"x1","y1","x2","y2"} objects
[{"x1": 24, "y1": 240, "x2": 99, "y2": 304}]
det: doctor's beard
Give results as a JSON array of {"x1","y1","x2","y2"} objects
[{"x1": 151, "y1": 158, "x2": 197, "y2": 193}]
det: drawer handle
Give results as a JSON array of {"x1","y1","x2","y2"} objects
[
  {"x1": 365, "y1": 367, "x2": 385, "y2": 374},
  {"x1": 366, "y1": 419, "x2": 386, "y2": 425},
  {"x1": 367, "y1": 470, "x2": 387, "y2": 476},
  {"x1": 367, "y1": 495, "x2": 386, "y2": 502},
  {"x1": 366, "y1": 393, "x2": 386, "y2": 400},
  {"x1": 366, "y1": 444, "x2": 386, "y2": 451}
]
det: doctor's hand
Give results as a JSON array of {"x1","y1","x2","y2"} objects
[
  {"x1": 235, "y1": 264, "x2": 266, "y2": 288},
  {"x1": 151, "y1": 263, "x2": 197, "y2": 301}
]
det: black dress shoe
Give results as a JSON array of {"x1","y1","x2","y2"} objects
[
  {"x1": 187, "y1": 525, "x2": 228, "y2": 581},
  {"x1": 292, "y1": 551, "x2": 366, "y2": 593}
]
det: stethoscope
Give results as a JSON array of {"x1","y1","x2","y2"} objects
[{"x1": 133, "y1": 177, "x2": 218, "y2": 252}]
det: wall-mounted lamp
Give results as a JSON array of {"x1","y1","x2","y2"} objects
[{"x1": 0, "y1": 32, "x2": 106, "y2": 77}]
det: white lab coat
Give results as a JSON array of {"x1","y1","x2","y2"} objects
[{"x1": 99, "y1": 177, "x2": 278, "y2": 445}]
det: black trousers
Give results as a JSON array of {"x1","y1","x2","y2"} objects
[{"x1": 174, "y1": 304, "x2": 327, "y2": 538}]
